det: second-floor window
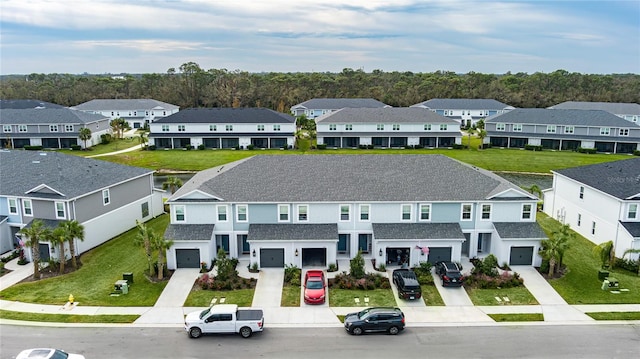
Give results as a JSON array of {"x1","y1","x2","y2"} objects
[
  {"x1": 619, "y1": 128, "x2": 629, "y2": 136},
  {"x1": 579, "y1": 186, "x2": 584, "y2": 199},
  {"x1": 273, "y1": 124, "x2": 281, "y2": 131},
  {"x1": 496, "y1": 123, "x2": 505, "y2": 131},
  {"x1": 628, "y1": 204, "x2": 638, "y2": 219},
  {"x1": 217, "y1": 205, "x2": 227, "y2": 221},
  {"x1": 3, "y1": 125, "x2": 11, "y2": 132},
  {"x1": 8, "y1": 198, "x2": 18, "y2": 214},
  {"x1": 377, "y1": 124, "x2": 384, "y2": 131},
  {"x1": 577, "y1": 213, "x2": 581, "y2": 226},
  {"x1": 279, "y1": 204, "x2": 289, "y2": 221},
  {"x1": 297, "y1": 205, "x2": 308, "y2": 221},
  {"x1": 461, "y1": 204, "x2": 472, "y2": 220},
  {"x1": 23, "y1": 199, "x2": 33, "y2": 216},
  {"x1": 257, "y1": 125, "x2": 264, "y2": 131},
  {"x1": 439, "y1": 124, "x2": 448, "y2": 131},
  {"x1": 522, "y1": 204, "x2": 532, "y2": 219},
  {"x1": 546, "y1": 125, "x2": 556, "y2": 133},
  {"x1": 591, "y1": 221, "x2": 596, "y2": 235},
  {"x1": 345, "y1": 124, "x2": 353, "y2": 131},
  {"x1": 424, "y1": 124, "x2": 431, "y2": 131},
  {"x1": 401, "y1": 204, "x2": 412, "y2": 221},
  {"x1": 340, "y1": 204, "x2": 350, "y2": 221},
  {"x1": 19, "y1": 125, "x2": 28, "y2": 132},
  {"x1": 102, "y1": 189, "x2": 110, "y2": 205},
  {"x1": 392, "y1": 124, "x2": 400, "y2": 131},
  {"x1": 50, "y1": 125, "x2": 58, "y2": 132},
  {"x1": 161, "y1": 125, "x2": 169, "y2": 132},
  {"x1": 565, "y1": 126, "x2": 574, "y2": 134},
  {"x1": 329, "y1": 124, "x2": 337, "y2": 131},
  {"x1": 55, "y1": 202, "x2": 65, "y2": 219},
  {"x1": 175, "y1": 205, "x2": 185, "y2": 221},
  {"x1": 177, "y1": 125, "x2": 185, "y2": 132},
  {"x1": 419, "y1": 204, "x2": 431, "y2": 221},
  {"x1": 237, "y1": 205, "x2": 248, "y2": 222},
  {"x1": 210, "y1": 125, "x2": 217, "y2": 131},
  {"x1": 600, "y1": 127, "x2": 610, "y2": 135},
  {"x1": 481, "y1": 204, "x2": 492, "y2": 220},
  {"x1": 513, "y1": 124, "x2": 522, "y2": 132},
  {"x1": 225, "y1": 125, "x2": 233, "y2": 131},
  {"x1": 359, "y1": 204, "x2": 370, "y2": 221}
]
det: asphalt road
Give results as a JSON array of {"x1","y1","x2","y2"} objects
[{"x1": 1, "y1": 324, "x2": 638, "y2": 359}]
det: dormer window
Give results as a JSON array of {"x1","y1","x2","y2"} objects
[{"x1": 329, "y1": 124, "x2": 337, "y2": 131}]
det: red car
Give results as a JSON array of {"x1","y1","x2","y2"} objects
[{"x1": 304, "y1": 270, "x2": 326, "y2": 304}]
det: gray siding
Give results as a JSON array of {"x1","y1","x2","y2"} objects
[{"x1": 74, "y1": 175, "x2": 152, "y2": 222}]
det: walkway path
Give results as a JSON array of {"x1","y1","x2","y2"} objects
[{"x1": 134, "y1": 268, "x2": 200, "y2": 325}]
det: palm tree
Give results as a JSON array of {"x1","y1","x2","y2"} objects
[
  {"x1": 59, "y1": 220, "x2": 85, "y2": 270},
  {"x1": 19, "y1": 219, "x2": 51, "y2": 280},
  {"x1": 152, "y1": 234, "x2": 174, "y2": 280},
  {"x1": 162, "y1": 176, "x2": 183, "y2": 194},
  {"x1": 552, "y1": 223, "x2": 573, "y2": 269},
  {"x1": 78, "y1": 127, "x2": 92, "y2": 149},
  {"x1": 593, "y1": 241, "x2": 615, "y2": 269},
  {"x1": 138, "y1": 132, "x2": 148, "y2": 149},
  {"x1": 622, "y1": 248, "x2": 640, "y2": 276},
  {"x1": 477, "y1": 129, "x2": 487, "y2": 149},
  {"x1": 527, "y1": 184, "x2": 543, "y2": 199},
  {"x1": 539, "y1": 224, "x2": 572, "y2": 276},
  {"x1": 539, "y1": 237, "x2": 561, "y2": 276},
  {"x1": 48, "y1": 226, "x2": 66, "y2": 274},
  {"x1": 133, "y1": 220, "x2": 155, "y2": 276}
]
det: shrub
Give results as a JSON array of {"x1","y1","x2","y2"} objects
[
  {"x1": 247, "y1": 144, "x2": 255, "y2": 150},
  {"x1": 327, "y1": 262, "x2": 338, "y2": 272},
  {"x1": 70, "y1": 144, "x2": 82, "y2": 151},
  {"x1": 100, "y1": 133, "x2": 112, "y2": 144},
  {"x1": 452, "y1": 144, "x2": 465, "y2": 149},
  {"x1": 24, "y1": 145, "x2": 43, "y2": 150},
  {"x1": 284, "y1": 264, "x2": 301, "y2": 284},
  {"x1": 577, "y1": 147, "x2": 597, "y2": 154},
  {"x1": 634, "y1": 150, "x2": 640, "y2": 156},
  {"x1": 377, "y1": 263, "x2": 386, "y2": 272},
  {"x1": 614, "y1": 257, "x2": 639, "y2": 273},
  {"x1": 350, "y1": 250, "x2": 366, "y2": 279},
  {"x1": 473, "y1": 254, "x2": 499, "y2": 277},
  {"x1": 147, "y1": 145, "x2": 156, "y2": 151},
  {"x1": 317, "y1": 144, "x2": 327, "y2": 150},
  {"x1": 524, "y1": 144, "x2": 543, "y2": 151},
  {"x1": 197, "y1": 144, "x2": 205, "y2": 150},
  {"x1": 329, "y1": 272, "x2": 388, "y2": 289}
]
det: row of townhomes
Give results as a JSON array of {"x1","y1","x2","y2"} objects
[
  {"x1": 0, "y1": 100, "x2": 111, "y2": 149},
  {"x1": 71, "y1": 99, "x2": 180, "y2": 129},
  {"x1": 543, "y1": 158, "x2": 640, "y2": 260},
  {"x1": 164, "y1": 154, "x2": 546, "y2": 270},
  {"x1": 485, "y1": 109, "x2": 640, "y2": 153},
  {"x1": 148, "y1": 108, "x2": 296, "y2": 149},
  {"x1": 0, "y1": 150, "x2": 164, "y2": 260}
]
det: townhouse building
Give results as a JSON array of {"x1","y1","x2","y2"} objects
[
  {"x1": 290, "y1": 98, "x2": 389, "y2": 119},
  {"x1": 411, "y1": 98, "x2": 514, "y2": 127},
  {"x1": 543, "y1": 158, "x2": 640, "y2": 259},
  {"x1": 72, "y1": 99, "x2": 179, "y2": 129},
  {"x1": 549, "y1": 101, "x2": 640, "y2": 124},
  {"x1": 0, "y1": 150, "x2": 164, "y2": 259},
  {"x1": 164, "y1": 155, "x2": 546, "y2": 270},
  {"x1": 485, "y1": 108, "x2": 640, "y2": 153},
  {"x1": 148, "y1": 108, "x2": 296, "y2": 149},
  {"x1": 315, "y1": 107, "x2": 461, "y2": 149}
]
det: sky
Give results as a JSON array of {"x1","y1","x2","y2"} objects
[{"x1": 0, "y1": 0, "x2": 639, "y2": 75}]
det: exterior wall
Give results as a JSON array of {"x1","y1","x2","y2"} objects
[
  {"x1": 375, "y1": 238, "x2": 463, "y2": 267},
  {"x1": 73, "y1": 176, "x2": 153, "y2": 222},
  {"x1": 495, "y1": 239, "x2": 543, "y2": 267},
  {"x1": 166, "y1": 240, "x2": 213, "y2": 270},
  {"x1": 248, "y1": 239, "x2": 338, "y2": 269}
]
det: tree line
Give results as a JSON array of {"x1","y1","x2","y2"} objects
[{"x1": 1, "y1": 62, "x2": 639, "y2": 112}]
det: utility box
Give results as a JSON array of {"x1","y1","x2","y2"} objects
[
  {"x1": 123, "y1": 272, "x2": 134, "y2": 284},
  {"x1": 601, "y1": 277, "x2": 620, "y2": 291},
  {"x1": 598, "y1": 270, "x2": 609, "y2": 281},
  {"x1": 114, "y1": 279, "x2": 129, "y2": 295}
]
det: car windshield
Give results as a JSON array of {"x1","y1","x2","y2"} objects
[
  {"x1": 306, "y1": 280, "x2": 323, "y2": 289},
  {"x1": 357, "y1": 308, "x2": 373, "y2": 318},
  {"x1": 199, "y1": 308, "x2": 211, "y2": 319},
  {"x1": 50, "y1": 350, "x2": 69, "y2": 359}
]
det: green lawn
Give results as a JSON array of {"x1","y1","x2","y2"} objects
[
  {"x1": 65, "y1": 137, "x2": 142, "y2": 156},
  {"x1": 421, "y1": 285, "x2": 445, "y2": 306},
  {"x1": 329, "y1": 288, "x2": 397, "y2": 307},
  {"x1": 466, "y1": 286, "x2": 539, "y2": 306},
  {"x1": 0, "y1": 215, "x2": 170, "y2": 306},
  {"x1": 537, "y1": 213, "x2": 640, "y2": 304},
  {"x1": 0, "y1": 309, "x2": 139, "y2": 323},
  {"x1": 281, "y1": 284, "x2": 301, "y2": 307},
  {"x1": 488, "y1": 313, "x2": 544, "y2": 322},
  {"x1": 184, "y1": 288, "x2": 255, "y2": 307},
  {"x1": 94, "y1": 146, "x2": 630, "y2": 173},
  {"x1": 586, "y1": 312, "x2": 640, "y2": 320}
]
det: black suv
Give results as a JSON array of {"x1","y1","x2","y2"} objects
[
  {"x1": 344, "y1": 307, "x2": 405, "y2": 335},
  {"x1": 392, "y1": 269, "x2": 422, "y2": 300},
  {"x1": 435, "y1": 261, "x2": 464, "y2": 287}
]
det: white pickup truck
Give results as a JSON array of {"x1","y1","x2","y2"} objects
[{"x1": 184, "y1": 304, "x2": 264, "y2": 339}]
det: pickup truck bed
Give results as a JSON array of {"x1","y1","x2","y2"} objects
[{"x1": 236, "y1": 309, "x2": 264, "y2": 321}]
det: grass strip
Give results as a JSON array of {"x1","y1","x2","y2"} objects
[
  {"x1": 488, "y1": 313, "x2": 544, "y2": 322},
  {"x1": 586, "y1": 312, "x2": 640, "y2": 320},
  {"x1": 0, "y1": 309, "x2": 139, "y2": 323}
]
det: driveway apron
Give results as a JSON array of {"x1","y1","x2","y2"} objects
[
  {"x1": 134, "y1": 268, "x2": 200, "y2": 325},
  {"x1": 252, "y1": 268, "x2": 284, "y2": 308},
  {"x1": 433, "y1": 272, "x2": 474, "y2": 306}
]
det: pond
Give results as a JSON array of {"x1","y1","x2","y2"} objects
[{"x1": 495, "y1": 172, "x2": 553, "y2": 190}]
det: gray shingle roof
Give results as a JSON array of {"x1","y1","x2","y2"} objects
[
  {"x1": 554, "y1": 158, "x2": 640, "y2": 200},
  {"x1": 21, "y1": 218, "x2": 64, "y2": 230},
  {"x1": 174, "y1": 155, "x2": 530, "y2": 203},
  {"x1": 72, "y1": 99, "x2": 179, "y2": 111},
  {"x1": 485, "y1": 108, "x2": 636, "y2": 127},
  {"x1": 164, "y1": 224, "x2": 215, "y2": 240},
  {"x1": 0, "y1": 108, "x2": 107, "y2": 125},
  {"x1": 0, "y1": 150, "x2": 153, "y2": 200},
  {"x1": 315, "y1": 107, "x2": 459, "y2": 124},
  {"x1": 372, "y1": 223, "x2": 464, "y2": 240},
  {"x1": 620, "y1": 222, "x2": 640, "y2": 237},
  {"x1": 549, "y1": 101, "x2": 640, "y2": 115},
  {"x1": 154, "y1": 108, "x2": 295, "y2": 124},
  {"x1": 493, "y1": 222, "x2": 547, "y2": 239},
  {"x1": 293, "y1": 98, "x2": 388, "y2": 109},
  {"x1": 413, "y1": 98, "x2": 512, "y2": 110},
  {"x1": 248, "y1": 224, "x2": 338, "y2": 241},
  {"x1": 0, "y1": 99, "x2": 65, "y2": 109}
]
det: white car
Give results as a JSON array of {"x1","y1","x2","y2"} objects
[{"x1": 16, "y1": 348, "x2": 85, "y2": 359}]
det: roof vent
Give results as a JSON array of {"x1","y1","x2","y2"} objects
[{"x1": 32, "y1": 160, "x2": 40, "y2": 164}]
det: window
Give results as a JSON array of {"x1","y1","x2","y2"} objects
[
  {"x1": 424, "y1": 124, "x2": 431, "y2": 131},
  {"x1": 439, "y1": 124, "x2": 448, "y2": 131},
  {"x1": 257, "y1": 124, "x2": 264, "y2": 131},
  {"x1": 297, "y1": 205, "x2": 308, "y2": 221},
  {"x1": 345, "y1": 124, "x2": 353, "y2": 131},
  {"x1": 23, "y1": 199, "x2": 32, "y2": 216},
  {"x1": 579, "y1": 186, "x2": 584, "y2": 199},
  {"x1": 619, "y1": 128, "x2": 629, "y2": 136},
  {"x1": 2, "y1": 125, "x2": 11, "y2": 132},
  {"x1": 8, "y1": 198, "x2": 18, "y2": 214},
  {"x1": 359, "y1": 204, "x2": 370, "y2": 221},
  {"x1": 237, "y1": 205, "x2": 248, "y2": 222},
  {"x1": 392, "y1": 124, "x2": 400, "y2": 131},
  {"x1": 496, "y1": 123, "x2": 505, "y2": 131},
  {"x1": 444, "y1": 110, "x2": 450, "y2": 116},
  {"x1": 161, "y1": 125, "x2": 170, "y2": 132},
  {"x1": 225, "y1": 125, "x2": 233, "y2": 131},
  {"x1": 18, "y1": 125, "x2": 27, "y2": 132},
  {"x1": 209, "y1": 125, "x2": 217, "y2": 131},
  {"x1": 591, "y1": 221, "x2": 596, "y2": 235},
  {"x1": 481, "y1": 204, "x2": 492, "y2": 220},
  {"x1": 141, "y1": 202, "x2": 149, "y2": 217},
  {"x1": 565, "y1": 126, "x2": 574, "y2": 134},
  {"x1": 377, "y1": 124, "x2": 384, "y2": 131},
  {"x1": 217, "y1": 205, "x2": 227, "y2": 221},
  {"x1": 600, "y1": 127, "x2": 610, "y2": 135},
  {"x1": 102, "y1": 189, "x2": 110, "y2": 205},
  {"x1": 401, "y1": 204, "x2": 412, "y2": 221},
  {"x1": 55, "y1": 202, "x2": 65, "y2": 219},
  {"x1": 546, "y1": 125, "x2": 556, "y2": 133},
  {"x1": 177, "y1": 125, "x2": 185, "y2": 132},
  {"x1": 577, "y1": 213, "x2": 581, "y2": 226},
  {"x1": 329, "y1": 124, "x2": 337, "y2": 131},
  {"x1": 273, "y1": 124, "x2": 281, "y2": 131},
  {"x1": 628, "y1": 204, "x2": 638, "y2": 219},
  {"x1": 340, "y1": 204, "x2": 350, "y2": 221},
  {"x1": 461, "y1": 204, "x2": 472, "y2": 220},
  {"x1": 65, "y1": 125, "x2": 74, "y2": 132},
  {"x1": 419, "y1": 204, "x2": 431, "y2": 221},
  {"x1": 513, "y1": 124, "x2": 522, "y2": 132},
  {"x1": 50, "y1": 125, "x2": 58, "y2": 132},
  {"x1": 279, "y1": 204, "x2": 289, "y2": 221},
  {"x1": 522, "y1": 204, "x2": 532, "y2": 219},
  {"x1": 175, "y1": 205, "x2": 185, "y2": 222}
]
